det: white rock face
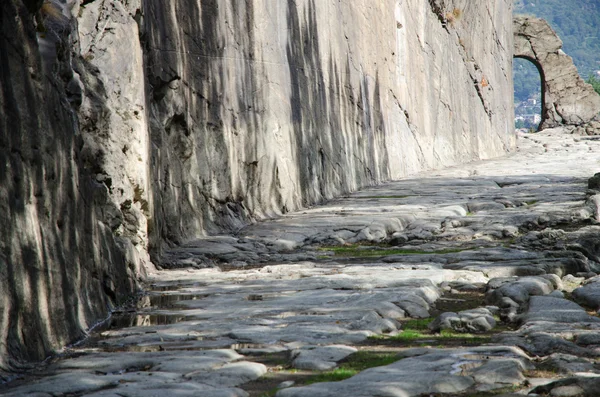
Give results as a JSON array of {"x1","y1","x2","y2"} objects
[
  {"x1": 0, "y1": 0, "x2": 514, "y2": 372},
  {"x1": 141, "y1": 0, "x2": 515, "y2": 244},
  {"x1": 77, "y1": 0, "x2": 151, "y2": 249},
  {"x1": 75, "y1": 0, "x2": 516, "y2": 258}
]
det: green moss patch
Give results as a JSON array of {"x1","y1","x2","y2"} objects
[
  {"x1": 305, "y1": 368, "x2": 357, "y2": 384},
  {"x1": 319, "y1": 245, "x2": 470, "y2": 258},
  {"x1": 303, "y1": 351, "x2": 400, "y2": 385},
  {"x1": 369, "y1": 317, "x2": 492, "y2": 347}
]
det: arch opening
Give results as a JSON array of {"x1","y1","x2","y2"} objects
[{"x1": 513, "y1": 56, "x2": 545, "y2": 131}]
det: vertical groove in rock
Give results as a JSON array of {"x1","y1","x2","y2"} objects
[{"x1": 0, "y1": 0, "x2": 514, "y2": 372}]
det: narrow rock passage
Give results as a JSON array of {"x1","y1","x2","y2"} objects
[{"x1": 4, "y1": 130, "x2": 600, "y2": 397}]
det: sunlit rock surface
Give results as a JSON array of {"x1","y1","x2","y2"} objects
[{"x1": 0, "y1": 0, "x2": 514, "y2": 370}]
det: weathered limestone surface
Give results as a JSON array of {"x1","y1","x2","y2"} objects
[
  {"x1": 3, "y1": 130, "x2": 600, "y2": 396},
  {"x1": 0, "y1": 0, "x2": 142, "y2": 373},
  {"x1": 0, "y1": 0, "x2": 514, "y2": 371},
  {"x1": 514, "y1": 16, "x2": 600, "y2": 132},
  {"x1": 144, "y1": 0, "x2": 516, "y2": 244}
]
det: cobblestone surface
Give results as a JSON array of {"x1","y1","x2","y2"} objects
[{"x1": 3, "y1": 130, "x2": 600, "y2": 396}]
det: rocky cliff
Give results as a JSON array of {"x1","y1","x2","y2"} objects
[
  {"x1": 0, "y1": 0, "x2": 144, "y2": 373},
  {"x1": 0, "y1": 0, "x2": 514, "y2": 372}
]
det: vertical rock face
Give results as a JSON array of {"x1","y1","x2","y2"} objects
[
  {"x1": 144, "y1": 0, "x2": 515, "y2": 247},
  {"x1": 513, "y1": 16, "x2": 600, "y2": 131},
  {"x1": 0, "y1": 0, "x2": 513, "y2": 370},
  {"x1": 0, "y1": 0, "x2": 142, "y2": 372}
]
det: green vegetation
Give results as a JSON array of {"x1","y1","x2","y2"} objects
[
  {"x1": 303, "y1": 351, "x2": 400, "y2": 385},
  {"x1": 370, "y1": 317, "x2": 492, "y2": 346},
  {"x1": 587, "y1": 75, "x2": 600, "y2": 95},
  {"x1": 319, "y1": 245, "x2": 470, "y2": 258},
  {"x1": 514, "y1": 119, "x2": 526, "y2": 129},
  {"x1": 306, "y1": 368, "x2": 357, "y2": 384},
  {"x1": 386, "y1": 328, "x2": 491, "y2": 345},
  {"x1": 402, "y1": 318, "x2": 434, "y2": 330}
]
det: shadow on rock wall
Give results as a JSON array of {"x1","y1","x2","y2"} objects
[
  {"x1": 286, "y1": 0, "x2": 390, "y2": 206},
  {"x1": 0, "y1": 0, "x2": 136, "y2": 374},
  {"x1": 143, "y1": 0, "x2": 394, "y2": 257},
  {"x1": 144, "y1": 0, "x2": 242, "y2": 252}
]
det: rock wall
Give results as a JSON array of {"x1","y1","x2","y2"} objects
[
  {"x1": 514, "y1": 16, "x2": 600, "y2": 132},
  {"x1": 0, "y1": 0, "x2": 144, "y2": 373},
  {"x1": 0, "y1": 0, "x2": 514, "y2": 371},
  {"x1": 143, "y1": 0, "x2": 516, "y2": 248}
]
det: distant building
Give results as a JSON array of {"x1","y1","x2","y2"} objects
[{"x1": 515, "y1": 113, "x2": 541, "y2": 128}]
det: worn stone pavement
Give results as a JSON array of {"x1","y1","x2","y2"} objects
[{"x1": 4, "y1": 129, "x2": 600, "y2": 397}]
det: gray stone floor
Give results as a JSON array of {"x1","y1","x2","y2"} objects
[{"x1": 3, "y1": 129, "x2": 600, "y2": 397}]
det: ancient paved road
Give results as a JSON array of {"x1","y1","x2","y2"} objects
[{"x1": 4, "y1": 129, "x2": 600, "y2": 397}]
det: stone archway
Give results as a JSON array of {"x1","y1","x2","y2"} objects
[{"x1": 513, "y1": 16, "x2": 600, "y2": 131}]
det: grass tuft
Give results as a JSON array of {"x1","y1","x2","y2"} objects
[
  {"x1": 303, "y1": 351, "x2": 400, "y2": 385},
  {"x1": 319, "y1": 245, "x2": 470, "y2": 258},
  {"x1": 386, "y1": 328, "x2": 491, "y2": 345},
  {"x1": 402, "y1": 318, "x2": 434, "y2": 330},
  {"x1": 306, "y1": 368, "x2": 357, "y2": 384},
  {"x1": 340, "y1": 351, "x2": 400, "y2": 372}
]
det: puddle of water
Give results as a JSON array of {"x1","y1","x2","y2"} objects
[
  {"x1": 106, "y1": 313, "x2": 194, "y2": 329},
  {"x1": 139, "y1": 293, "x2": 210, "y2": 309},
  {"x1": 149, "y1": 282, "x2": 207, "y2": 292}
]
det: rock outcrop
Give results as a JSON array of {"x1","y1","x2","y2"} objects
[
  {"x1": 513, "y1": 16, "x2": 600, "y2": 132},
  {"x1": 6, "y1": 128, "x2": 600, "y2": 397},
  {"x1": 0, "y1": 0, "x2": 145, "y2": 373},
  {"x1": 142, "y1": 0, "x2": 516, "y2": 245},
  {"x1": 0, "y1": 0, "x2": 514, "y2": 371}
]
